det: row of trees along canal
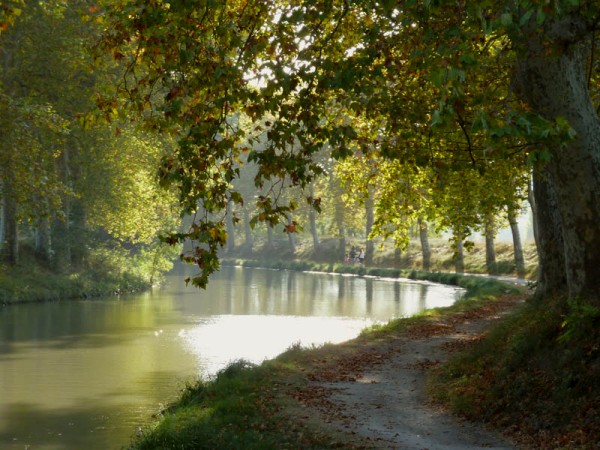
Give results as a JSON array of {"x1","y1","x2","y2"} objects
[
  {"x1": 0, "y1": 1, "x2": 182, "y2": 289},
  {"x1": 3, "y1": 2, "x2": 600, "y2": 311},
  {"x1": 0, "y1": 1, "x2": 532, "y2": 291}
]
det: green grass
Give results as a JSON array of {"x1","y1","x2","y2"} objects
[
  {"x1": 136, "y1": 253, "x2": 600, "y2": 448},
  {"x1": 130, "y1": 357, "x2": 343, "y2": 450},
  {"x1": 227, "y1": 236, "x2": 539, "y2": 280},
  {"x1": 128, "y1": 271, "x2": 522, "y2": 449}
]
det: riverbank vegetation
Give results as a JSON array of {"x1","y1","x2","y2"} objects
[
  {"x1": 428, "y1": 296, "x2": 600, "y2": 449},
  {"x1": 129, "y1": 274, "x2": 523, "y2": 450},
  {"x1": 129, "y1": 268, "x2": 600, "y2": 449},
  {"x1": 0, "y1": 2, "x2": 182, "y2": 303},
  {"x1": 0, "y1": 240, "x2": 179, "y2": 305},
  {"x1": 221, "y1": 235, "x2": 539, "y2": 281}
]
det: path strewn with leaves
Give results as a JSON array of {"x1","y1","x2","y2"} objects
[{"x1": 289, "y1": 296, "x2": 525, "y2": 449}]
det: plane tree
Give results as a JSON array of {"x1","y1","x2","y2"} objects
[
  {"x1": 0, "y1": 0, "x2": 180, "y2": 283},
  {"x1": 0, "y1": 0, "x2": 72, "y2": 264},
  {"x1": 97, "y1": 0, "x2": 600, "y2": 306}
]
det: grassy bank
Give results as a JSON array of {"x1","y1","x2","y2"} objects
[
  {"x1": 225, "y1": 236, "x2": 539, "y2": 280},
  {"x1": 428, "y1": 296, "x2": 600, "y2": 449},
  {"x1": 221, "y1": 257, "x2": 523, "y2": 299},
  {"x1": 0, "y1": 261, "x2": 151, "y2": 305},
  {"x1": 128, "y1": 271, "x2": 523, "y2": 449}
]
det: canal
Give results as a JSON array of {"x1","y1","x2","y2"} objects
[{"x1": 0, "y1": 266, "x2": 464, "y2": 449}]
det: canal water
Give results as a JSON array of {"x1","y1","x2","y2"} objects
[{"x1": 0, "y1": 266, "x2": 463, "y2": 449}]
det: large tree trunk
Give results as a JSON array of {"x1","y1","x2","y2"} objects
[
  {"x1": 514, "y1": 19, "x2": 600, "y2": 302},
  {"x1": 418, "y1": 217, "x2": 431, "y2": 271},
  {"x1": 531, "y1": 170, "x2": 567, "y2": 297},
  {"x1": 394, "y1": 247, "x2": 402, "y2": 269},
  {"x1": 484, "y1": 215, "x2": 497, "y2": 275},
  {"x1": 52, "y1": 144, "x2": 72, "y2": 271},
  {"x1": 335, "y1": 192, "x2": 346, "y2": 261},
  {"x1": 35, "y1": 216, "x2": 52, "y2": 263},
  {"x1": 69, "y1": 200, "x2": 88, "y2": 269},
  {"x1": 507, "y1": 208, "x2": 526, "y2": 279}
]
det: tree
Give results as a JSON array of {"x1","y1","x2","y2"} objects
[
  {"x1": 510, "y1": 7, "x2": 600, "y2": 300},
  {"x1": 1, "y1": 0, "x2": 180, "y2": 284},
  {"x1": 0, "y1": 0, "x2": 73, "y2": 264},
  {"x1": 97, "y1": 0, "x2": 600, "y2": 305},
  {"x1": 0, "y1": 1, "x2": 23, "y2": 34},
  {"x1": 453, "y1": 228, "x2": 465, "y2": 274},
  {"x1": 418, "y1": 218, "x2": 432, "y2": 271},
  {"x1": 225, "y1": 199, "x2": 236, "y2": 253},
  {"x1": 307, "y1": 182, "x2": 320, "y2": 251},
  {"x1": 507, "y1": 206, "x2": 526, "y2": 278},
  {"x1": 484, "y1": 215, "x2": 498, "y2": 275}
]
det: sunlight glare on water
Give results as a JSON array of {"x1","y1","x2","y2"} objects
[
  {"x1": 180, "y1": 315, "x2": 375, "y2": 377},
  {"x1": 0, "y1": 266, "x2": 464, "y2": 450}
]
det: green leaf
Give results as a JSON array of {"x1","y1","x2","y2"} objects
[
  {"x1": 431, "y1": 110, "x2": 443, "y2": 126},
  {"x1": 519, "y1": 9, "x2": 533, "y2": 27},
  {"x1": 500, "y1": 13, "x2": 512, "y2": 27},
  {"x1": 536, "y1": 7, "x2": 546, "y2": 25}
]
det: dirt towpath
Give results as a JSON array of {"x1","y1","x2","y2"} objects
[{"x1": 291, "y1": 295, "x2": 524, "y2": 449}]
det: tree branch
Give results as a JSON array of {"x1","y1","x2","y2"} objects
[{"x1": 455, "y1": 110, "x2": 476, "y2": 166}]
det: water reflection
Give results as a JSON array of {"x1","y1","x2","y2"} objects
[{"x1": 0, "y1": 266, "x2": 463, "y2": 450}]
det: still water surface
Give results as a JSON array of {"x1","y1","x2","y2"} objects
[{"x1": 0, "y1": 266, "x2": 463, "y2": 450}]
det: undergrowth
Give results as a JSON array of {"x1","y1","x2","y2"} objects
[
  {"x1": 130, "y1": 358, "x2": 340, "y2": 450},
  {"x1": 0, "y1": 259, "x2": 151, "y2": 305},
  {"x1": 428, "y1": 297, "x2": 600, "y2": 449}
]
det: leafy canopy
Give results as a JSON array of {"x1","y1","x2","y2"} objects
[{"x1": 96, "y1": 0, "x2": 591, "y2": 286}]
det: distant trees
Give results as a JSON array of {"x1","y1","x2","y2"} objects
[
  {"x1": 95, "y1": 1, "x2": 599, "y2": 305},
  {"x1": 0, "y1": 1, "x2": 180, "y2": 285}
]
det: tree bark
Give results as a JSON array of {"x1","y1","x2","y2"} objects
[
  {"x1": 286, "y1": 213, "x2": 296, "y2": 255},
  {"x1": 365, "y1": 187, "x2": 374, "y2": 265},
  {"x1": 394, "y1": 247, "x2": 402, "y2": 269},
  {"x1": 308, "y1": 183, "x2": 320, "y2": 252},
  {"x1": 453, "y1": 230, "x2": 465, "y2": 274},
  {"x1": 35, "y1": 216, "x2": 52, "y2": 263},
  {"x1": 507, "y1": 208, "x2": 526, "y2": 279},
  {"x1": 335, "y1": 191, "x2": 346, "y2": 261},
  {"x1": 69, "y1": 200, "x2": 87, "y2": 269},
  {"x1": 242, "y1": 204, "x2": 254, "y2": 252},
  {"x1": 225, "y1": 199, "x2": 236, "y2": 253},
  {"x1": 484, "y1": 215, "x2": 497, "y2": 275},
  {"x1": 52, "y1": 143, "x2": 72, "y2": 271},
  {"x1": 528, "y1": 176, "x2": 538, "y2": 248},
  {"x1": 514, "y1": 19, "x2": 600, "y2": 302},
  {"x1": 418, "y1": 217, "x2": 431, "y2": 271},
  {"x1": 531, "y1": 170, "x2": 567, "y2": 297}
]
